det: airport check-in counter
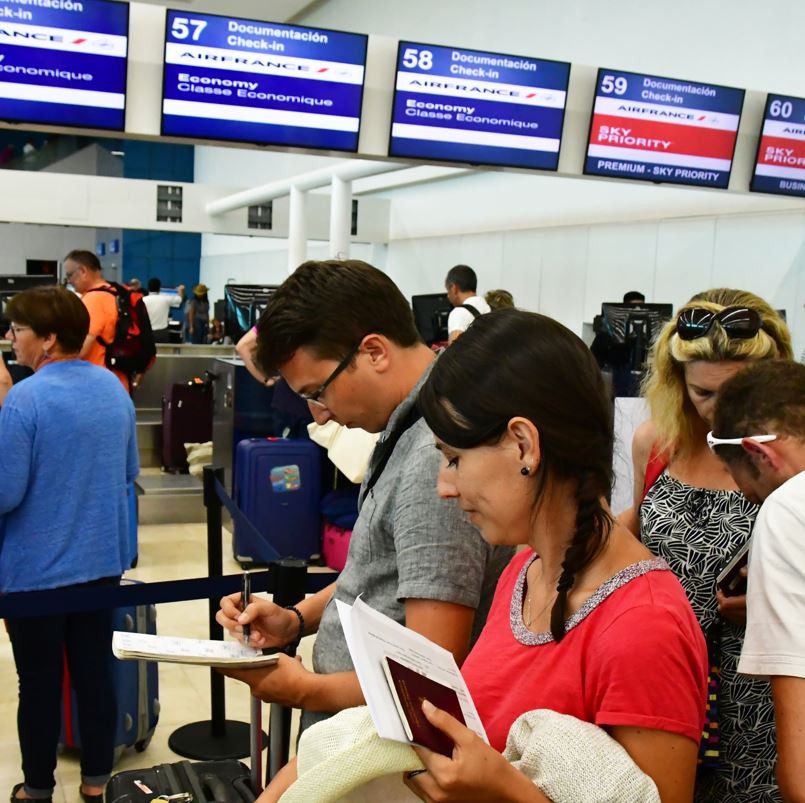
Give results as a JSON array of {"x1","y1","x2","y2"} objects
[
  {"x1": 133, "y1": 344, "x2": 235, "y2": 465},
  {"x1": 132, "y1": 344, "x2": 235, "y2": 524}
]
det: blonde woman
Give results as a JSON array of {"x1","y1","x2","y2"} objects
[{"x1": 621, "y1": 288, "x2": 792, "y2": 802}]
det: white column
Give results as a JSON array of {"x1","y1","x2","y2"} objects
[
  {"x1": 287, "y1": 185, "x2": 307, "y2": 275},
  {"x1": 329, "y1": 174, "x2": 352, "y2": 259}
]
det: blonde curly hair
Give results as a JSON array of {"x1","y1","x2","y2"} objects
[{"x1": 642, "y1": 288, "x2": 793, "y2": 457}]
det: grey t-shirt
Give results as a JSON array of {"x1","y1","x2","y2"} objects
[{"x1": 303, "y1": 364, "x2": 513, "y2": 731}]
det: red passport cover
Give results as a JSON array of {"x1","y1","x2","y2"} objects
[{"x1": 383, "y1": 656, "x2": 466, "y2": 756}]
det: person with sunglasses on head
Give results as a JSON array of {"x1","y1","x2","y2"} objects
[
  {"x1": 0, "y1": 286, "x2": 138, "y2": 803},
  {"x1": 215, "y1": 260, "x2": 513, "y2": 799},
  {"x1": 620, "y1": 288, "x2": 793, "y2": 802},
  {"x1": 708, "y1": 360, "x2": 805, "y2": 803}
]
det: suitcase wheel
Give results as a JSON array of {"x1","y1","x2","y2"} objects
[{"x1": 135, "y1": 733, "x2": 152, "y2": 752}]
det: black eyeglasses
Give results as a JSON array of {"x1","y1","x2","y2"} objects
[
  {"x1": 676, "y1": 306, "x2": 764, "y2": 341},
  {"x1": 297, "y1": 344, "x2": 360, "y2": 409}
]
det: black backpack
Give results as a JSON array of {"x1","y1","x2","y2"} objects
[
  {"x1": 86, "y1": 282, "x2": 157, "y2": 377},
  {"x1": 460, "y1": 303, "x2": 482, "y2": 319}
]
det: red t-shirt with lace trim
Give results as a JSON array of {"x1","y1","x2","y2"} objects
[{"x1": 461, "y1": 548, "x2": 707, "y2": 752}]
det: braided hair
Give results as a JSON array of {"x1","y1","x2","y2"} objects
[
  {"x1": 419, "y1": 309, "x2": 614, "y2": 643},
  {"x1": 550, "y1": 472, "x2": 612, "y2": 641}
]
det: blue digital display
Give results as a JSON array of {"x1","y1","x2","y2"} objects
[
  {"x1": 388, "y1": 41, "x2": 570, "y2": 170},
  {"x1": 0, "y1": 0, "x2": 128, "y2": 130},
  {"x1": 751, "y1": 94, "x2": 805, "y2": 198},
  {"x1": 161, "y1": 11, "x2": 367, "y2": 152},
  {"x1": 585, "y1": 69, "x2": 745, "y2": 189}
]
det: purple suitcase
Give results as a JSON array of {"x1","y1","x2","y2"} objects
[
  {"x1": 161, "y1": 383, "x2": 213, "y2": 472},
  {"x1": 233, "y1": 438, "x2": 322, "y2": 564}
]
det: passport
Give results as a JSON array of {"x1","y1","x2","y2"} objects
[{"x1": 382, "y1": 656, "x2": 466, "y2": 756}]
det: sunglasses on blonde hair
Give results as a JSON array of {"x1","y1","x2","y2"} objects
[{"x1": 676, "y1": 306, "x2": 764, "y2": 341}]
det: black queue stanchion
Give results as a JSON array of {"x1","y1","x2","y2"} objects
[
  {"x1": 265, "y1": 558, "x2": 306, "y2": 781},
  {"x1": 169, "y1": 465, "x2": 254, "y2": 759}
]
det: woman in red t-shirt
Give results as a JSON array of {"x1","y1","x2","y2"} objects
[{"x1": 408, "y1": 309, "x2": 708, "y2": 803}]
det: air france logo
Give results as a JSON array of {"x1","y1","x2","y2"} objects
[
  {"x1": 315, "y1": 66, "x2": 353, "y2": 78},
  {"x1": 617, "y1": 104, "x2": 693, "y2": 121},
  {"x1": 0, "y1": 28, "x2": 61, "y2": 42},
  {"x1": 68, "y1": 36, "x2": 115, "y2": 51},
  {"x1": 0, "y1": 29, "x2": 114, "y2": 51}
]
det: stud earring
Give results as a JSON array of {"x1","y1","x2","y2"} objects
[{"x1": 520, "y1": 466, "x2": 530, "y2": 476}]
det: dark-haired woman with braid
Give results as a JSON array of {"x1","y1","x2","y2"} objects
[{"x1": 406, "y1": 309, "x2": 707, "y2": 803}]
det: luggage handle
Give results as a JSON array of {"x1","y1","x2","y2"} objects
[
  {"x1": 196, "y1": 773, "x2": 231, "y2": 803},
  {"x1": 176, "y1": 761, "x2": 207, "y2": 803},
  {"x1": 231, "y1": 778, "x2": 256, "y2": 803},
  {"x1": 160, "y1": 764, "x2": 185, "y2": 797}
]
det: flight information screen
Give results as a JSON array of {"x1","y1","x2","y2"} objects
[
  {"x1": 585, "y1": 68, "x2": 745, "y2": 189},
  {"x1": 389, "y1": 41, "x2": 570, "y2": 170},
  {"x1": 751, "y1": 94, "x2": 805, "y2": 198},
  {"x1": 0, "y1": 0, "x2": 128, "y2": 130},
  {"x1": 161, "y1": 11, "x2": 367, "y2": 152}
]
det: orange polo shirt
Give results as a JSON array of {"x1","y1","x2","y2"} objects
[{"x1": 81, "y1": 284, "x2": 129, "y2": 392}]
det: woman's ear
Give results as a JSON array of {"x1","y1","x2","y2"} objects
[
  {"x1": 42, "y1": 332, "x2": 58, "y2": 352},
  {"x1": 507, "y1": 417, "x2": 541, "y2": 474}
]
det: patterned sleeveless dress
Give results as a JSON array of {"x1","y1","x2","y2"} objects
[{"x1": 641, "y1": 471, "x2": 782, "y2": 803}]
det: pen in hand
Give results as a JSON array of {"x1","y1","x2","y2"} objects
[{"x1": 241, "y1": 571, "x2": 251, "y2": 646}]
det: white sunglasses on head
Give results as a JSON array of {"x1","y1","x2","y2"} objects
[{"x1": 706, "y1": 431, "x2": 777, "y2": 450}]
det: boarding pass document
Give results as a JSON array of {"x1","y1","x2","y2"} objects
[
  {"x1": 112, "y1": 632, "x2": 280, "y2": 668},
  {"x1": 336, "y1": 596, "x2": 487, "y2": 746}
]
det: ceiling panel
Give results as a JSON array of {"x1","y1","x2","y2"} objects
[{"x1": 129, "y1": 0, "x2": 322, "y2": 24}]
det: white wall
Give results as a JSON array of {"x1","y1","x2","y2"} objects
[
  {"x1": 198, "y1": 235, "x2": 377, "y2": 303},
  {"x1": 0, "y1": 224, "x2": 95, "y2": 276},
  {"x1": 384, "y1": 208, "x2": 805, "y2": 357}
]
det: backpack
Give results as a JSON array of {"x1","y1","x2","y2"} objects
[{"x1": 86, "y1": 282, "x2": 157, "y2": 377}]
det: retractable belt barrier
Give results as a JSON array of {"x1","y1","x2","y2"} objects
[
  {"x1": 0, "y1": 569, "x2": 333, "y2": 619},
  {"x1": 0, "y1": 465, "x2": 336, "y2": 780}
]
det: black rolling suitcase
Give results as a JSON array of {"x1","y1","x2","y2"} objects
[
  {"x1": 105, "y1": 759, "x2": 255, "y2": 803},
  {"x1": 107, "y1": 696, "x2": 264, "y2": 803}
]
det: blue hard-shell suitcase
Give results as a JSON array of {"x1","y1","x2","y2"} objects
[
  {"x1": 233, "y1": 438, "x2": 322, "y2": 564},
  {"x1": 59, "y1": 580, "x2": 159, "y2": 761}
]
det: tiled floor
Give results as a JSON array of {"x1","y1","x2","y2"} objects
[{"x1": 0, "y1": 523, "x2": 314, "y2": 803}]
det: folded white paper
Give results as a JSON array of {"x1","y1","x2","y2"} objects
[{"x1": 112, "y1": 631, "x2": 280, "y2": 668}]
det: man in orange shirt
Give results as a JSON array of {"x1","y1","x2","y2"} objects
[{"x1": 63, "y1": 250, "x2": 129, "y2": 392}]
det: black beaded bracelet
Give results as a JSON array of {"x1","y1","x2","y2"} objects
[{"x1": 285, "y1": 605, "x2": 305, "y2": 650}]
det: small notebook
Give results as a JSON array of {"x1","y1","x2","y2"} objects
[
  {"x1": 112, "y1": 632, "x2": 280, "y2": 668},
  {"x1": 382, "y1": 656, "x2": 465, "y2": 756}
]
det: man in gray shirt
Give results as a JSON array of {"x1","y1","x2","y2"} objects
[{"x1": 217, "y1": 260, "x2": 512, "y2": 733}]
